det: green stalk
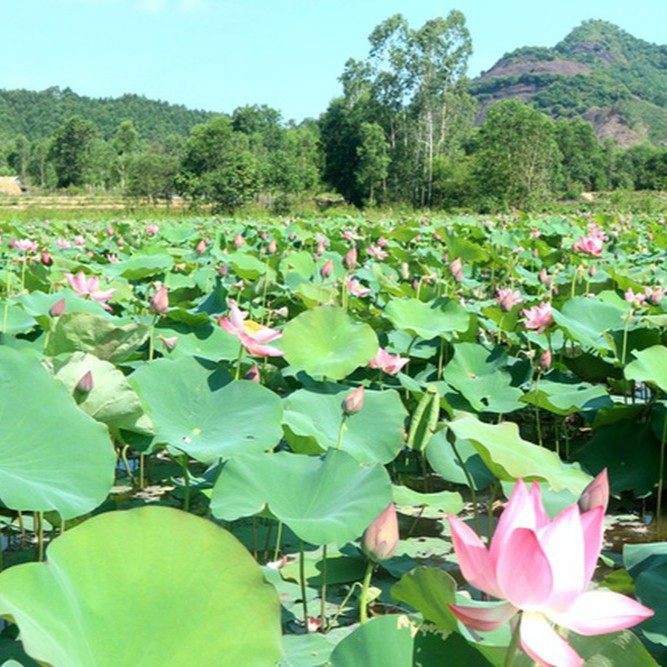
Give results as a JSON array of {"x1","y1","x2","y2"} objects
[
  {"x1": 36, "y1": 511, "x2": 45, "y2": 561},
  {"x1": 359, "y1": 560, "x2": 375, "y2": 624},
  {"x1": 451, "y1": 438, "x2": 480, "y2": 535},
  {"x1": 234, "y1": 343, "x2": 244, "y2": 380},
  {"x1": 299, "y1": 539, "x2": 309, "y2": 632},
  {"x1": 273, "y1": 520, "x2": 284, "y2": 562},
  {"x1": 504, "y1": 613, "x2": 522, "y2": 667},
  {"x1": 657, "y1": 407, "x2": 667, "y2": 538},
  {"x1": 320, "y1": 545, "x2": 328, "y2": 630},
  {"x1": 179, "y1": 455, "x2": 191, "y2": 512},
  {"x1": 336, "y1": 417, "x2": 347, "y2": 451}
]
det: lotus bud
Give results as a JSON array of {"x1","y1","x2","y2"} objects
[
  {"x1": 195, "y1": 239, "x2": 207, "y2": 254},
  {"x1": 76, "y1": 370, "x2": 94, "y2": 395},
  {"x1": 449, "y1": 257, "x2": 462, "y2": 278},
  {"x1": 268, "y1": 239, "x2": 277, "y2": 254},
  {"x1": 219, "y1": 265, "x2": 228, "y2": 276},
  {"x1": 49, "y1": 298, "x2": 66, "y2": 318},
  {"x1": 316, "y1": 240, "x2": 326, "y2": 255},
  {"x1": 578, "y1": 469, "x2": 609, "y2": 512},
  {"x1": 233, "y1": 232, "x2": 244, "y2": 249},
  {"x1": 244, "y1": 365, "x2": 261, "y2": 383},
  {"x1": 150, "y1": 284, "x2": 169, "y2": 316},
  {"x1": 361, "y1": 503, "x2": 399, "y2": 562},
  {"x1": 320, "y1": 258, "x2": 334, "y2": 280},
  {"x1": 159, "y1": 335, "x2": 179, "y2": 352},
  {"x1": 538, "y1": 348, "x2": 552, "y2": 371},
  {"x1": 342, "y1": 385, "x2": 365, "y2": 417},
  {"x1": 41, "y1": 251, "x2": 53, "y2": 266},
  {"x1": 589, "y1": 264, "x2": 597, "y2": 277},
  {"x1": 343, "y1": 246, "x2": 358, "y2": 269}
]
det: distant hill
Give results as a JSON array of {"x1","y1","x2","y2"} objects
[
  {"x1": 0, "y1": 86, "x2": 216, "y2": 142},
  {"x1": 471, "y1": 20, "x2": 667, "y2": 147}
]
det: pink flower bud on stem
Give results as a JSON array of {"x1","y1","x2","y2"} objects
[
  {"x1": 49, "y1": 298, "x2": 66, "y2": 318},
  {"x1": 341, "y1": 386, "x2": 365, "y2": 417}
]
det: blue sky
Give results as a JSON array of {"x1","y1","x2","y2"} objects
[{"x1": 1, "y1": 0, "x2": 666, "y2": 122}]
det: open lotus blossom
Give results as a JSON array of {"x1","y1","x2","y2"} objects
[
  {"x1": 368, "y1": 348, "x2": 409, "y2": 375},
  {"x1": 496, "y1": 287, "x2": 523, "y2": 311},
  {"x1": 624, "y1": 288, "x2": 646, "y2": 305},
  {"x1": 346, "y1": 277, "x2": 371, "y2": 297},
  {"x1": 448, "y1": 479, "x2": 653, "y2": 667},
  {"x1": 216, "y1": 300, "x2": 284, "y2": 357},
  {"x1": 145, "y1": 224, "x2": 159, "y2": 236},
  {"x1": 65, "y1": 272, "x2": 116, "y2": 310},
  {"x1": 13, "y1": 238, "x2": 38, "y2": 253},
  {"x1": 573, "y1": 233, "x2": 604, "y2": 256},
  {"x1": 522, "y1": 302, "x2": 553, "y2": 334},
  {"x1": 367, "y1": 244, "x2": 388, "y2": 261}
]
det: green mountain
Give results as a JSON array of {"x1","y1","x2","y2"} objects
[
  {"x1": 471, "y1": 20, "x2": 667, "y2": 146},
  {"x1": 0, "y1": 86, "x2": 215, "y2": 142}
]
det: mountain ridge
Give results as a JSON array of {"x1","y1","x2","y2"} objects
[{"x1": 471, "y1": 19, "x2": 667, "y2": 147}]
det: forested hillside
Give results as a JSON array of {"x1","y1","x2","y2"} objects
[
  {"x1": 472, "y1": 20, "x2": 667, "y2": 146},
  {"x1": 0, "y1": 87, "x2": 213, "y2": 142}
]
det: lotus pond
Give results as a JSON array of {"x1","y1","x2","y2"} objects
[{"x1": 0, "y1": 212, "x2": 666, "y2": 666}]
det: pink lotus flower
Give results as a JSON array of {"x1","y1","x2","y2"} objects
[
  {"x1": 73, "y1": 235, "x2": 86, "y2": 248},
  {"x1": 233, "y1": 232, "x2": 244, "y2": 248},
  {"x1": 145, "y1": 224, "x2": 159, "y2": 236},
  {"x1": 361, "y1": 503, "x2": 399, "y2": 562},
  {"x1": 367, "y1": 244, "x2": 388, "y2": 261},
  {"x1": 149, "y1": 284, "x2": 169, "y2": 316},
  {"x1": 343, "y1": 246, "x2": 358, "y2": 270},
  {"x1": 267, "y1": 239, "x2": 277, "y2": 254},
  {"x1": 65, "y1": 272, "x2": 115, "y2": 310},
  {"x1": 346, "y1": 277, "x2": 371, "y2": 298},
  {"x1": 448, "y1": 479, "x2": 653, "y2": 667},
  {"x1": 216, "y1": 300, "x2": 284, "y2": 357},
  {"x1": 320, "y1": 258, "x2": 334, "y2": 279},
  {"x1": 496, "y1": 288, "x2": 523, "y2": 311},
  {"x1": 624, "y1": 288, "x2": 646, "y2": 305},
  {"x1": 522, "y1": 302, "x2": 553, "y2": 334},
  {"x1": 578, "y1": 469, "x2": 609, "y2": 513},
  {"x1": 573, "y1": 233, "x2": 604, "y2": 256},
  {"x1": 55, "y1": 238, "x2": 72, "y2": 249},
  {"x1": 13, "y1": 239, "x2": 38, "y2": 253},
  {"x1": 449, "y1": 257, "x2": 463, "y2": 282},
  {"x1": 368, "y1": 348, "x2": 409, "y2": 375}
]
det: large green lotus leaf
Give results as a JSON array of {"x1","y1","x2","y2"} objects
[
  {"x1": 443, "y1": 343, "x2": 524, "y2": 414},
  {"x1": 392, "y1": 486, "x2": 463, "y2": 514},
  {"x1": 522, "y1": 377, "x2": 613, "y2": 416},
  {"x1": 448, "y1": 414, "x2": 591, "y2": 495},
  {"x1": 566, "y1": 630, "x2": 659, "y2": 666},
  {"x1": 18, "y1": 291, "x2": 111, "y2": 321},
  {"x1": 279, "y1": 635, "x2": 334, "y2": 667},
  {"x1": 130, "y1": 357, "x2": 282, "y2": 463},
  {"x1": 384, "y1": 298, "x2": 470, "y2": 340},
  {"x1": 329, "y1": 615, "x2": 492, "y2": 667},
  {"x1": 52, "y1": 352, "x2": 151, "y2": 434},
  {"x1": 425, "y1": 430, "x2": 494, "y2": 490},
  {"x1": 574, "y1": 421, "x2": 660, "y2": 496},
  {"x1": 0, "y1": 507, "x2": 282, "y2": 667},
  {"x1": 210, "y1": 450, "x2": 392, "y2": 545},
  {"x1": 105, "y1": 253, "x2": 174, "y2": 279},
  {"x1": 625, "y1": 346, "x2": 667, "y2": 393},
  {"x1": 155, "y1": 322, "x2": 241, "y2": 362},
  {"x1": 0, "y1": 347, "x2": 115, "y2": 519},
  {"x1": 552, "y1": 297, "x2": 627, "y2": 353},
  {"x1": 281, "y1": 307, "x2": 378, "y2": 380},
  {"x1": 633, "y1": 561, "x2": 667, "y2": 647},
  {"x1": 279, "y1": 251, "x2": 315, "y2": 280},
  {"x1": 282, "y1": 386, "x2": 407, "y2": 464},
  {"x1": 45, "y1": 313, "x2": 149, "y2": 363},
  {"x1": 390, "y1": 567, "x2": 459, "y2": 631},
  {"x1": 0, "y1": 303, "x2": 36, "y2": 335},
  {"x1": 228, "y1": 252, "x2": 276, "y2": 281}
]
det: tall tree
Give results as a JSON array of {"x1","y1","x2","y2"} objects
[
  {"x1": 49, "y1": 116, "x2": 99, "y2": 188},
  {"x1": 356, "y1": 122, "x2": 390, "y2": 205},
  {"x1": 473, "y1": 100, "x2": 562, "y2": 210}
]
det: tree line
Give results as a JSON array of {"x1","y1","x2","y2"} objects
[{"x1": 1, "y1": 12, "x2": 666, "y2": 211}]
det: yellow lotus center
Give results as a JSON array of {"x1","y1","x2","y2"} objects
[{"x1": 243, "y1": 320, "x2": 263, "y2": 335}]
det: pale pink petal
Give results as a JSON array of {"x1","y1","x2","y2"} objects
[
  {"x1": 580, "y1": 506, "x2": 604, "y2": 586},
  {"x1": 551, "y1": 590, "x2": 654, "y2": 636},
  {"x1": 247, "y1": 327, "x2": 282, "y2": 344},
  {"x1": 227, "y1": 300, "x2": 246, "y2": 331},
  {"x1": 578, "y1": 469, "x2": 609, "y2": 512},
  {"x1": 66, "y1": 271, "x2": 88, "y2": 294},
  {"x1": 86, "y1": 276, "x2": 100, "y2": 293},
  {"x1": 243, "y1": 337, "x2": 285, "y2": 357},
  {"x1": 520, "y1": 612, "x2": 584, "y2": 667},
  {"x1": 528, "y1": 482, "x2": 551, "y2": 530},
  {"x1": 496, "y1": 528, "x2": 554, "y2": 609},
  {"x1": 537, "y1": 505, "x2": 586, "y2": 611},
  {"x1": 217, "y1": 316, "x2": 239, "y2": 338},
  {"x1": 91, "y1": 289, "x2": 115, "y2": 303},
  {"x1": 449, "y1": 601, "x2": 517, "y2": 632},
  {"x1": 448, "y1": 515, "x2": 502, "y2": 598},
  {"x1": 490, "y1": 480, "x2": 543, "y2": 564}
]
